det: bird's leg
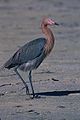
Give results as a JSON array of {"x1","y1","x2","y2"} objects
[
  {"x1": 14, "y1": 68, "x2": 30, "y2": 95},
  {"x1": 29, "y1": 71, "x2": 35, "y2": 98}
]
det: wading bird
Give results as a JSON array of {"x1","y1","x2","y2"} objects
[{"x1": 3, "y1": 17, "x2": 59, "y2": 98}]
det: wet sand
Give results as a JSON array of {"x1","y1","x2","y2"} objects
[{"x1": 0, "y1": 0, "x2": 80, "y2": 119}]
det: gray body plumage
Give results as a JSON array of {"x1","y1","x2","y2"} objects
[{"x1": 4, "y1": 38, "x2": 46, "y2": 71}]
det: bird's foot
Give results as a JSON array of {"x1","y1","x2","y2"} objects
[
  {"x1": 20, "y1": 87, "x2": 40, "y2": 99},
  {"x1": 30, "y1": 94, "x2": 41, "y2": 99},
  {"x1": 20, "y1": 83, "x2": 30, "y2": 92},
  {"x1": 21, "y1": 85, "x2": 30, "y2": 96}
]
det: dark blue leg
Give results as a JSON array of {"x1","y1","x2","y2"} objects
[
  {"x1": 14, "y1": 68, "x2": 30, "y2": 95},
  {"x1": 29, "y1": 71, "x2": 35, "y2": 97}
]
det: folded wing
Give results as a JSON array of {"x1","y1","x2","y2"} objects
[{"x1": 4, "y1": 38, "x2": 46, "y2": 69}]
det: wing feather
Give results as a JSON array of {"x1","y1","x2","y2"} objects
[{"x1": 4, "y1": 38, "x2": 46, "y2": 69}]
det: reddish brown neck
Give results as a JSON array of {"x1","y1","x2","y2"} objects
[{"x1": 41, "y1": 23, "x2": 55, "y2": 55}]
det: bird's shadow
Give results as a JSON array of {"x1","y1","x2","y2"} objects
[{"x1": 35, "y1": 90, "x2": 80, "y2": 96}]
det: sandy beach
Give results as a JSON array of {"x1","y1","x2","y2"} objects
[{"x1": 0, "y1": 0, "x2": 80, "y2": 119}]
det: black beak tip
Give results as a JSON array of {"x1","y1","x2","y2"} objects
[{"x1": 55, "y1": 22, "x2": 59, "y2": 26}]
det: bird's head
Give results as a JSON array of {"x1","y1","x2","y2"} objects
[{"x1": 42, "y1": 17, "x2": 59, "y2": 26}]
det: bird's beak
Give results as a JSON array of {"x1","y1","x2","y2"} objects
[{"x1": 54, "y1": 22, "x2": 59, "y2": 26}]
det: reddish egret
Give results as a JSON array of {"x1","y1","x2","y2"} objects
[{"x1": 3, "y1": 17, "x2": 59, "y2": 98}]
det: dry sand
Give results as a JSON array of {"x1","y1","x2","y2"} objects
[{"x1": 0, "y1": 0, "x2": 80, "y2": 119}]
